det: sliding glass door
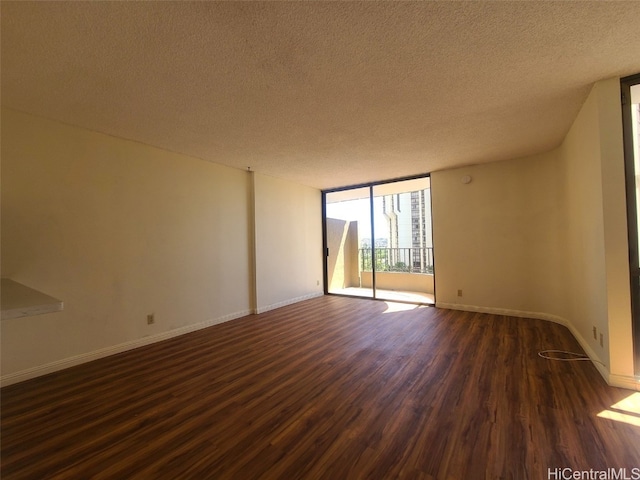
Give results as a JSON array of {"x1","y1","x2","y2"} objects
[
  {"x1": 323, "y1": 176, "x2": 434, "y2": 305},
  {"x1": 372, "y1": 178, "x2": 434, "y2": 303},
  {"x1": 325, "y1": 187, "x2": 373, "y2": 298}
]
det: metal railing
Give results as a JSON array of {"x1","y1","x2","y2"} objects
[{"x1": 359, "y1": 247, "x2": 434, "y2": 274}]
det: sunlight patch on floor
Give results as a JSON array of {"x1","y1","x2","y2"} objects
[
  {"x1": 329, "y1": 287, "x2": 434, "y2": 305},
  {"x1": 597, "y1": 392, "x2": 640, "y2": 428},
  {"x1": 383, "y1": 301, "x2": 419, "y2": 314},
  {"x1": 610, "y1": 392, "x2": 640, "y2": 414}
]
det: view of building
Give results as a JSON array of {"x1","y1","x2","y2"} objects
[{"x1": 381, "y1": 189, "x2": 433, "y2": 274}]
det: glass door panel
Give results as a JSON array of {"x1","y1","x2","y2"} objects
[
  {"x1": 372, "y1": 178, "x2": 434, "y2": 304},
  {"x1": 325, "y1": 187, "x2": 373, "y2": 298},
  {"x1": 623, "y1": 77, "x2": 640, "y2": 375},
  {"x1": 324, "y1": 175, "x2": 434, "y2": 305}
]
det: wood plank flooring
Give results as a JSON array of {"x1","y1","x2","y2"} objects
[{"x1": 2, "y1": 295, "x2": 639, "y2": 479}]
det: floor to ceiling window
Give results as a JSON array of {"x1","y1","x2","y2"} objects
[
  {"x1": 622, "y1": 73, "x2": 640, "y2": 376},
  {"x1": 323, "y1": 175, "x2": 434, "y2": 305}
]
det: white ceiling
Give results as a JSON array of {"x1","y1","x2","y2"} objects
[{"x1": 2, "y1": 1, "x2": 640, "y2": 190}]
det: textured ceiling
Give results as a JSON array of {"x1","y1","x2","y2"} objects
[{"x1": 3, "y1": 1, "x2": 640, "y2": 190}]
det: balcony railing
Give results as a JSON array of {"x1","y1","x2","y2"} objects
[{"x1": 359, "y1": 247, "x2": 434, "y2": 274}]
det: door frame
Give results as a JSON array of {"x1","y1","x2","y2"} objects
[
  {"x1": 621, "y1": 73, "x2": 640, "y2": 376},
  {"x1": 322, "y1": 173, "x2": 435, "y2": 305}
]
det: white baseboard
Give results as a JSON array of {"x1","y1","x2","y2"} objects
[
  {"x1": 2, "y1": 292, "x2": 326, "y2": 387},
  {"x1": 435, "y1": 302, "x2": 640, "y2": 391},
  {"x1": 0, "y1": 308, "x2": 253, "y2": 387},
  {"x1": 608, "y1": 373, "x2": 640, "y2": 391},
  {"x1": 435, "y1": 302, "x2": 570, "y2": 326},
  {"x1": 6, "y1": 298, "x2": 637, "y2": 392},
  {"x1": 256, "y1": 291, "x2": 324, "y2": 314}
]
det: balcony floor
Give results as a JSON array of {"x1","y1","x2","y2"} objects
[{"x1": 330, "y1": 287, "x2": 434, "y2": 305}]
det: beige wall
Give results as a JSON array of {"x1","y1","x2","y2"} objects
[
  {"x1": 326, "y1": 218, "x2": 359, "y2": 290},
  {"x1": 253, "y1": 172, "x2": 323, "y2": 313},
  {"x1": 431, "y1": 77, "x2": 635, "y2": 386},
  {"x1": 326, "y1": 218, "x2": 348, "y2": 290},
  {"x1": 1, "y1": 109, "x2": 253, "y2": 377},
  {"x1": 2, "y1": 77, "x2": 636, "y2": 387},
  {"x1": 561, "y1": 78, "x2": 633, "y2": 377},
  {"x1": 1, "y1": 110, "x2": 323, "y2": 383},
  {"x1": 431, "y1": 150, "x2": 567, "y2": 318},
  {"x1": 360, "y1": 271, "x2": 434, "y2": 294}
]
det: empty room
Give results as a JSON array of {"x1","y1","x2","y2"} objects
[{"x1": 2, "y1": 2, "x2": 640, "y2": 479}]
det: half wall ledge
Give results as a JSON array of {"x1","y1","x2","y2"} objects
[{"x1": 1, "y1": 278, "x2": 64, "y2": 320}]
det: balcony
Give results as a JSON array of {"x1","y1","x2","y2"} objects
[
  {"x1": 359, "y1": 247, "x2": 434, "y2": 274},
  {"x1": 326, "y1": 218, "x2": 434, "y2": 304},
  {"x1": 325, "y1": 192, "x2": 435, "y2": 304},
  {"x1": 358, "y1": 248, "x2": 434, "y2": 304}
]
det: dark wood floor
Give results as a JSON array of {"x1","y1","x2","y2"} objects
[{"x1": 2, "y1": 295, "x2": 639, "y2": 479}]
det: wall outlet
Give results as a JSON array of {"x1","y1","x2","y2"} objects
[
  {"x1": 317, "y1": 280, "x2": 320, "y2": 286},
  {"x1": 457, "y1": 289, "x2": 463, "y2": 297},
  {"x1": 599, "y1": 333, "x2": 604, "y2": 348},
  {"x1": 147, "y1": 313, "x2": 155, "y2": 325},
  {"x1": 593, "y1": 326, "x2": 597, "y2": 339}
]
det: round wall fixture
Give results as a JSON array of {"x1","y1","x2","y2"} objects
[{"x1": 461, "y1": 175, "x2": 472, "y2": 184}]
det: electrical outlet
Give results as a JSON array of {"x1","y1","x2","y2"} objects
[
  {"x1": 599, "y1": 333, "x2": 604, "y2": 348},
  {"x1": 457, "y1": 289, "x2": 463, "y2": 297},
  {"x1": 593, "y1": 326, "x2": 597, "y2": 339},
  {"x1": 147, "y1": 313, "x2": 155, "y2": 325},
  {"x1": 317, "y1": 280, "x2": 320, "y2": 286}
]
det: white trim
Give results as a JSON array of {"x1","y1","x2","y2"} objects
[
  {"x1": 608, "y1": 373, "x2": 640, "y2": 391},
  {"x1": 0, "y1": 309, "x2": 253, "y2": 387},
  {"x1": 6, "y1": 298, "x2": 637, "y2": 391},
  {"x1": 256, "y1": 291, "x2": 324, "y2": 314},
  {"x1": 562, "y1": 318, "x2": 612, "y2": 387},
  {"x1": 435, "y1": 302, "x2": 640, "y2": 391},
  {"x1": 435, "y1": 302, "x2": 570, "y2": 326}
]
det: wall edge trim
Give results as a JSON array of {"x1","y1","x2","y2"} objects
[
  {"x1": 256, "y1": 292, "x2": 324, "y2": 314},
  {"x1": 434, "y1": 302, "x2": 639, "y2": 391},
  {"x1": 607, "y1": 373, "x2": 640, "y2": 391}
]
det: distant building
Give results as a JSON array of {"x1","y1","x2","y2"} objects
[{"x1": 382, "y1": 189, "x2": 433, "y2": 273}]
